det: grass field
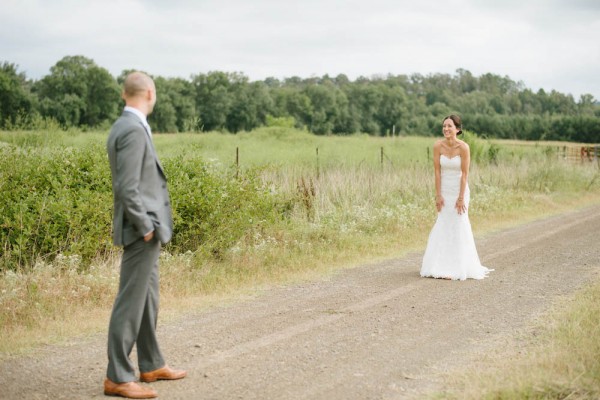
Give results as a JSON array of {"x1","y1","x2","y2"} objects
[
  {"x1": 1, "y1": 128, "x2": 599, "y2": 398},
  {"x1": 0, "y1": 126, "x2": 575, "y2": 169}
]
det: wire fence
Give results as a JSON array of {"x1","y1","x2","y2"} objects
[
  {"x1": 231, "y1": 144, "x2": 600, "y2": 175},
  {"x1": 559, "y1": 145, "x2": 599, "y2": 163}
]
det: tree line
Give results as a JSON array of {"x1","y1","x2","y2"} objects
[{"x1": 1, "y1": 55, "x2": 598, "y2": 142}]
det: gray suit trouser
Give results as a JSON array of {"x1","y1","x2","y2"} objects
[{"x1": 107, "y1": 237, "x2": 165, "y2": 383}]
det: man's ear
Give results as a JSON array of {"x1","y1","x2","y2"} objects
[{"x1": 148, "y1": 88, "x2": 157, "y2": 103}]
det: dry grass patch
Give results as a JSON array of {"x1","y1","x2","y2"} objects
[{"x1": 433, "y1": 274, "x2": 600, "y2": 399}]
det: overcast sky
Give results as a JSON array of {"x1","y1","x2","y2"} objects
[{"x1": 1, "y1": 0, "x2": 599, "y2": 100}]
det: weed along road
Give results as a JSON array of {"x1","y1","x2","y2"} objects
[{"x1": 1, "y1": 205, "x2": 599, "y2": 399}]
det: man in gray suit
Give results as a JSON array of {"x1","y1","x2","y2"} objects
[{"x1": 104, "y1": 71, "x2": 186, "y2": 399}]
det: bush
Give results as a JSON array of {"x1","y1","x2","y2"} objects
[
  {"x1": 0, "y1": 140, "x2": 287, "y2": 271},
  {"x1": 0, "y1": 144, "x2": 113, "y2": 270},
  {"x1": 165, "y1": 155, "x2": 287, "y2": 259},
  {"x1": 462, "y1": 130, "x2": 501, "y2": 164},
  {"x1": 265, "y1": 115, "x2": 296, "y2": 128}
]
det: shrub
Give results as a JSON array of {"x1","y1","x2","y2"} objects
[
  {"x1": 265, "y1": 115, "x2": 296, "y2": 128},
  {"x1": 0, "y1": 144, "x2": 113, "y2": 270},
  {"x1": 165, "y1": 154, "x2": 287, "y2": 259},
  {"x1": 0, "y1": 141, "x2": 287, "y2": 271},
  {"x1": 462, "y1": 130, "x2": 502, "y2": 164}
]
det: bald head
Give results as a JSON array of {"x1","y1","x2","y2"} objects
[{"x1": 122, "y1": 71, "x2": 157, "y2": 116}]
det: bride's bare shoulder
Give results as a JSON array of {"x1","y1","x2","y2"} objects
[
  {"x1": 457, "y1": 140, "x2": 470, "y2": 156},
  {"x1": 458, "y1": 139, "x2": 470, "y2": 150}
]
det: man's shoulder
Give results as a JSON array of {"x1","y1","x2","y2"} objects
[
  {"x1": 113, "y1": 111, "x2": 138, "y2": 126},
  {"x1": 107, "y1": 114, "x2": 145, "y2": 147},
  {"x1": 110, "y1": 113, "x2": 142, "y2": 134}
]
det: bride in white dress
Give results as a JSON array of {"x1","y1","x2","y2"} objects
[{"x1": 420, "y1": 115, "x2": 492, "y2": 280}]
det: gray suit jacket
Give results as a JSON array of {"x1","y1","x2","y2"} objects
[{"x1": 107, "y1": 111, "x2": 173, "y2": 247}]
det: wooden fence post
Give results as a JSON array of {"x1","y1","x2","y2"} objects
[
  {"x1": 316, "y1": 147, "x2": 320, "y2": 179},
  {"x1": 236, "y1": 147, "x2": 239, "y2": 178}
]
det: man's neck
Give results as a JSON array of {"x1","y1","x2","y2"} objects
[
  {"x1": 124, "y1": 106, "x2": 148, "y2": 125},
  {"x1": 125, "y1": 102, "x2": 148, "y2": 117}
]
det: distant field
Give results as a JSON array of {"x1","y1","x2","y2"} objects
[
  {"x1": 0, "y1": 126, "x2": 574, "y2": 169},
  {"x1": 133, "y1": 128, "x2": 578, "y2": 168}
]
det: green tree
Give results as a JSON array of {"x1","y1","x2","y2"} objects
[
  {"x1": 192, "y1": 71, "x2": 234, "y2": 131},
  {"x1": 0, "y1": 62, "x2": 36, "y2": 128},
  {"x1": 456, "y1": 68, "x2": 477, "y2": 94},
  {"x1": 10, "y1": 55, "x2": 595, "y2": 141},
  {"x1": 346, "y1": 84, "x2": 382, "y2": 134},
  {"x1": 330, "y1": 88, "x2": 357, "y2": 134},
  {"x1": 34, "y1": 56, "x2": 120, "y2": 127},
  {"x1": 304, "y1": 83, "x2": 341, "y2": 135},
  {"x1": 375, "y1": 84, "x2": 409, "y2": 135},
  {"x1": 226, "y1": 79, "x2": 273, "y2": 132},
  {"x1": 577, "y1": 94, "x2": 597, "y2": 116},
  {"x1": 273, "y1": 87, "x2": 313, "y2": 129},
  {"x1": 151, "y1": 77, "x2": 197, "y2": 132},
  {"x1": 150, "y1": 77, "x2": 178, "y2": 133}
]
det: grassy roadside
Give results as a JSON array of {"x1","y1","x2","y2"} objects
[
  {"x1": 2, "y1": 192, "x2": 599, "y2": 359},
  {"x1": 431, "y1": 267, "x2": 600, "y2": 400}
]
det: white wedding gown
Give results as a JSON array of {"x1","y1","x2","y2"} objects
[{"x1": 420, "y1": 155, "x2": 492, "y2": 280}]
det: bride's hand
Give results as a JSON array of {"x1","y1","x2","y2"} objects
[
  {"x1": 455, "y1": 198, "x2": 466, "y2": 214},
  {"x1": 436, "y1": 195, "x2": 444, "y2": 212}
]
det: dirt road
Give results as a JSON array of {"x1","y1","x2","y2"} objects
[{"x1": 1, "y1": 205, "x2": 599, "y2": 399}]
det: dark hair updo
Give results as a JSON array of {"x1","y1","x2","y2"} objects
[{"x1": 443, "y1": 114, "x2": 463, "y2": 135}]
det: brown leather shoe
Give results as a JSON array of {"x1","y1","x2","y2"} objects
[
  {"x1": 139, "y1": 365, "x2": 187, "y2": 383},
  {"x1": 104, "y1": 378, "x2": 157, "y2": 399}
]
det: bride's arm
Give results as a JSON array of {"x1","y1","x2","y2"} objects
[
  {"x1": 433, "y1": 142, "x2": 443, "y2": 211},
  {"x1": 456, "y1": 143, "x2": 470, "y2": 214}
]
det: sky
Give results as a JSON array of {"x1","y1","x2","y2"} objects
[{"x1": 1, "y1": 0, "x2": 599, "y2": 100}]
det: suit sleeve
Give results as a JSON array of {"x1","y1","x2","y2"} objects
[{"x1": 114, "y1": 127, "x2": 154, "y2": 237}]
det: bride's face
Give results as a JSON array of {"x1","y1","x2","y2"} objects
[{"x1": 442, "y1": 119, "x2": 458, "y2": 139}]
